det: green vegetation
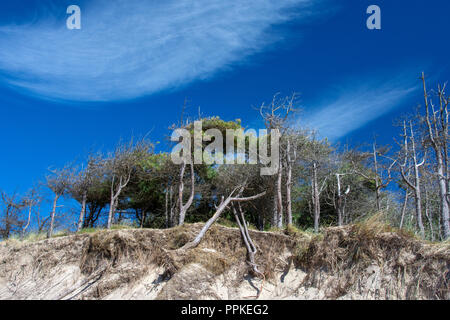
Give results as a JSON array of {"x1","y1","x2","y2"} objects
[{"x1": 1, "y1": 76, "x2": 450, "y2": 243}]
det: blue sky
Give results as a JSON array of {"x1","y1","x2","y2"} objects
[{"x1": 0, "y1": 0, "x2": 449, "y2": 195}]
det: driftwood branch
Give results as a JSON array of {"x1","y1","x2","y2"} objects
[{"x1": 179, "y1": 190, "x2": 266, "y2": 251}]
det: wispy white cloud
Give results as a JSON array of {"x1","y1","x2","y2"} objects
[
  {"x1": 299, "y1": 74, "x2": 418, "y2": 140},
  {"x1": 0, "y1": 0, "x2": 317, "y2": 102}
]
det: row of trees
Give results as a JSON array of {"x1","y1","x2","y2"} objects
[{"x1": 1, "y1": 74, "x2": 449, "y2": 241}]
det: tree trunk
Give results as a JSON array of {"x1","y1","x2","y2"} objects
[
  {"x1": 400, "y1": 191, "x2": 409, "y2": 229},
  {"x1": 182, "y1": 196, "x2": 233, "y2": 250},
  {"x1": 21, "y1": 205, "x2": 32, "y2": 239},
  {"x1": 312, "y1": 162, "x2": 320, "y2": 233},
  {"x1": 375, "y1": 187, "x2": 381, "y2": 211},
  {"x1": 337, "y1": 206, "x2": 344, "y2": 226},
  {"x1": 177, "y1": 160, "x2": 186, "y2": 225},
  {"x1": 169, "y1": 186, "x2": 174, "y2": 227},
  {"x1": 137, "y1": 210, "x2": 145, "y2": 228},
  {"x1": 276, "y1": 158, "x2": 283, "y2": 228},
  {"x1": 399, "y1": 121, "x2": 425, "y2": 237},
  {"x1": 107, "y1": 175, "x2": 117, "y2": 229},
  {"x1": 180, "y1": 190, "x2": 266, "y2": 250},
  {"x1": 410, "y1": 123, "x2": 425, "y2": 237},
  {"x1": 47, "y1": 194, "x2": 59, "y2": 238},
  {"x1": 233, "y1": 203, "x2": 263, "y2": 279},
  {"x1": 107, "y1": 195, "x2": 115, "y2": 229},
  {"x1": 336, "y1": 174, "x2": 343, "y2": 226},
  {"x1": 272, "y1": 193, "x2": 277, "y2": 226},
  {"x1": 424, "y1": 187, "x2": 434, "y2": 241},
  {"x1": 371, "y1": 143, "x2": 381, "y2": 211},
  {"x1": 421, "y1": 73, "x2": 449, "y2": 239},
  {"x1": 77, "y1": 191, "x2": 87, "y2": 232},
  {"x1": 413, "y1": 166, "x2": 425, "y2": 237},
  {"x1": 286, "y1": 141, "x2": 293, "y2": 226},
  {"x1": 258, "y1": 214, "x2": 264, "y2": 231},
  {"x1": 286, "y1": 163, "x2": 292, "y2": 226},
  {"x1": 178, "y1": 205, "x2": 186, "y2": 226},
  {"x1": 178, "y1": 161, "x2": 195, "y2": 226},
  {"x1": 107, "y1": 173, "x2": 131, "y2": 230},
  {"x1": 165, "y1": 188, "x2": 169, "y2": 228},
  {"x1": 437, "y1": 161, "x2": 450, "y2": 239}
]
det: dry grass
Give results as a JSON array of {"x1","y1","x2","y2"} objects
[
  {"x1": 2, "y1": 218, "x2": 448, "y2": 300},
  {"x1": 71, "y1": 223, "x2": 293, "y2": 298},
  {"x1": 294, "y1": 215, "x2": 450, "y2": 299}
]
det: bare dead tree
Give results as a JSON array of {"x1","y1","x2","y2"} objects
[
  {"x1": 46, "y1": 166, "x2": 73, "y2": 238},
  {"x1": 179, "y1": 185, "x2": 266, "y2": 250},
  {"x1": 285, "y1": 139, "x2": 295, "y2": 225},
  {"x1": 421, "y1": 73, "x2": 450, "y2": 239},
  {"x1": 399, "y1": 184, "x2": 412, "y2": 229},
  {"x1": 106, "y1": 151, "x2": 132, "y2": 229},
  {"x1": 259, "y1": 93, "x2": 297, "y2": 228},
  {"x1": 21, "y1": 187, "x2": 40, "y2": 238},
  {"x1": 280, "y1": 129, "x2": 307, "y2": 227},
  {"x1": 310, "y1": 161, "x2": 329, "y2": 232},
  {"x1": 177, "y1": 159, "x2": 195, "y2": 226},
  {"x1": 303, "y1": 136, "x2": 330, "y2": 232},
  {"x1": 354, "y1": 142, "x2": 396, "y2": 211},
  {"x1": 72, "y1": 155, "x2": 100, "y2": 232},
  {"x1": 311, "y1": 161, "x2": 320, "y2": 231},
  {"x1": 166, "y1": 99, "x2": 197, "y2": 226},
  {"x1": 106, "y1": 139, "x2": 151, "y2": 229},
  {"x1": 423, "y1": 181, "x2": 435, "y2": 241},
  {"x1": 334, "y1": 173, "x2": 350, "y2": 226},
  {"x1": 371, "y1": 142, "x2": 384, "y2": 211},
  {"x1": 299, "y1": 131, "x2": 332, "y2": 232},
  {"x1": 398, "y1": 121, "x2": 426, "y2": 237},
  {"x1": 275, "y1": 161, "x2": 283, "y2": 228},
  {"x1": 324, "y1": 150, "x2": 353, "y2": 226}
]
